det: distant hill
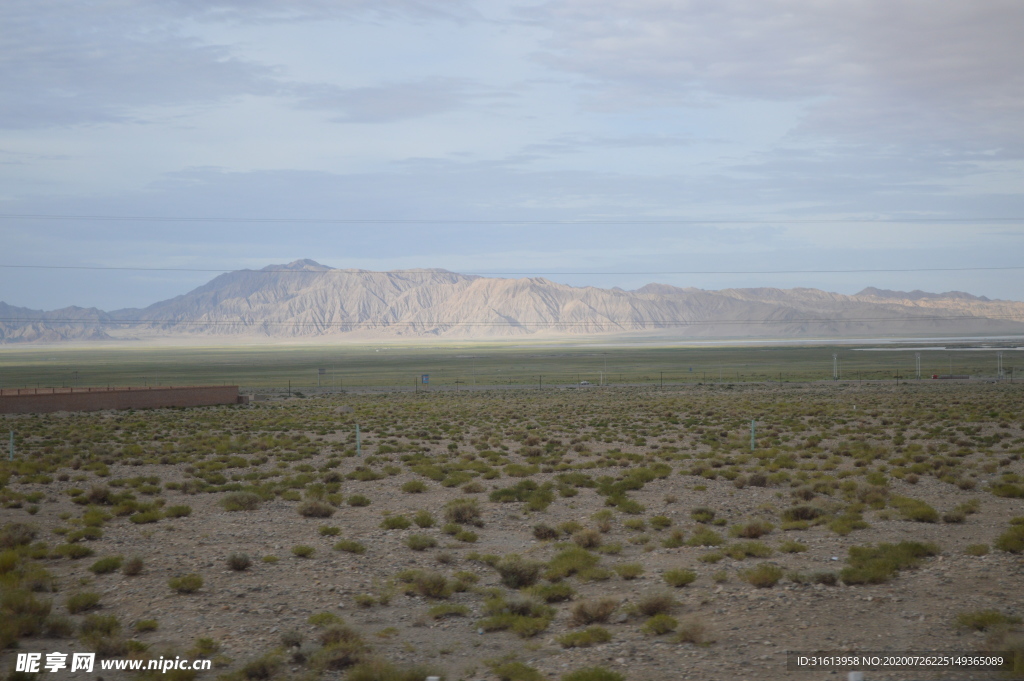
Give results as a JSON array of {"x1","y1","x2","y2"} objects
[{"x1": 2, "y1": 259, "x2": 1023, "y2": 343}]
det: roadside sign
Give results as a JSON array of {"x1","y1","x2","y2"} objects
[{"x1": 421, "y1": 374, "x2": 429, "y2": 384}]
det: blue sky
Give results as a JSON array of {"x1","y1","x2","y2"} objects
[{"x1": 1, "y1": 0, "x2": 1023, "y2": 310}]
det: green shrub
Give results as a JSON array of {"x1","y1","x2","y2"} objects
[
  {"x1": 407, "y1": 571, "x2": 451, "y2": 599},
  {"x1": 812, "y1": 572, "x2": 838, "y2": 586},
  {"x1": 955, "y1": 610, "x2": 1022, "y2": 631},
  {"x1": 292, "y1": 545, "x2": 315, "y2": 558},
  {"x1": 413, "y1": 510, "x2": 435, "y2": 528},
  {"x1": 346, "y1": 659, "x2": 443, "y2": 681},
  {"x1": 0, "y1": 522, "x2": 37, "y2": 548},
  {"x1": 428, "y1": 604, "x2": 469, "y2": 619},
  {"x1": 994, "y1": 524, "x2": 1024, "y2": 553},
  {"x1": 227, "y1": 553, "x2": 252, "y2": 571},
  {"x1": 642, "y1": 613, "x2": 678, "y2": 635},
  {"x1": 686, "y1": 528, "x2": 725, "y2": 546},
  {"x1": 545, "y1": 547, "x2": 600, "y2": 581},
  {"x1": 723, "y1": 541, "x2": 773, "y2": 560},
  {"x1": 220, "y1": 492, "x2": 261, "y2": 511},
  {"x1": 890, "y1": 495, "x2": 939, "y2": 523},
  {"x1": 135, "y1": 619, "x2": 158, "y2": 632},
  {"x1": 781, "y1": 505, "x2": 821, "y2": 522},
  {"x1": 634, "y1": 592, "x2": 676, "y2": 616},
  {"x1": 529, "y1": 582, "x2": 576, "y2": 603},
  {"x1": 168, "y1": 573, "x2": 203, "y2": 593},
  {"x1": 572, "y1": 529, "x2": 602, "y2": 548},
  {"x1": 319, "y1": 525, "x2": 341, "y2": 536},
  {"x1": 730, "y1": 520, "x2": 773, "y2": 538},
  {"x1": 298, "y1": 501, "x2": 335, "y2": 518},
  {"x1": 335, "y1": 540, "x2": 366, "y2": 554},
  {"x1": 676, "y1": 616, "x2": 713, "y2": 644},
  {"x1": 558, "y1": 626, "x2": 612, "y2": 648},
  {"x1": 649, "y1": 515, "x2": 672, "y2": 530},
  {"x1": 455, "y1": 529, "x2": 478, "y2": 543},
  {"x1": 690, "y1": 507, "x2": 715, "y2": 523},
  {"x1": 405, "y1": 535, "x2": 437, "y2": 551},
  {"x1": 308, "y1": 611, "x2": 341, "y2": 627},
  {"x1": 614, "y1": 563, "x2": 643, "y2": 580},
  {"x1": 661, "y1": 530, "x2": 685, "y2": 548},
  {"x1": 965, "y1": 543, "x2": 990, "y2": 556},
  {"x1": 477, "y1": 598, "x2": 554, "y2": 638},
  {"x1": 496, "y1": 555, "x2": 544, "y2": 588},
  {"x1": 491, "y1": 661, "x2": 545, "y2": 681},
  {"x1": 129, "y1": 510, "x2": 162, "y2": 524},
  {"x1": 663, "y1": 569, "x2": 697, "y2": 587},
  {"x1": 122, "y1": 555, "x2": 144, "y2": 576},
  {"x1": 401, "y1": 480, "x2": 428, "y2": 493},
  {"x1": 841, "y1": 541, "x2": 940, "y2": 584},
  {"x1": 164, "y1": 504, "x2": 192, "y2": 518},
  {"x1": 560, "y1": 667, "x2": 625, "y2": 681},
  {"x1": 347, "y1": 494, "x2": 371, "y2": 507},
  {"x1": 571, "y1": 598, "x2": 618, "y2": 625},
  {"x1": 57, "y1": 543, "x2": 94, "y2": 559},
  {"x1": 80, "y1": 613, "x2": 120, "y2": 636},
  {"x1": 444, "y1": 498, "x2": 482, "y2": 526},
  {"x1": 89, "y1": 555, "x2": 123, "y2": 574},
  {"x1": 741, "y1": 563, "x2": 783, "y2": 588},
  {"x1": 239, "y1": 654, "x2": 283, "y2": 679},
  {"x1": 779, "y1": 540, "x2": 808, "y2": 553},
  {"x1": 381, "y1": 515, "x2": 412, "y2": 530},
  {"x1": 66, "y1": 592, "x2": 101, "y2": 614},
  {"x1": 532, "y1": 523, "x2": 558, "y2": 540},
  {"x1": 991, "y1": 483, "x2": 1024, "y2": 498}
]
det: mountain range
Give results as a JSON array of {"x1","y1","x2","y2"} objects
[{"x1": 2, "y1": 259, "x2": 1022, "y2": 343}]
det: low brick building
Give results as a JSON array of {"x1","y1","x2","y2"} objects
[{"x1": 0, "y1": 386, "x2": 248, "y2": 414}]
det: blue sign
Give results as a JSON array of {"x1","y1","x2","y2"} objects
[{"x1": 421, "y1": 374, "x2": 429, "y2": 384}]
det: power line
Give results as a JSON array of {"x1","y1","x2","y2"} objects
[
  {"x1": 1, "y1": 213, "x2": 1024, "y2": 225},
  {"x1": 2, "y1": 314, "x2": 1021, "y2": 329},
  {"x1": 1, "y1": 264, "x2": 1020, "y2": 275}
]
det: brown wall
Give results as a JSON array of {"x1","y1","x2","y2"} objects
[{"x1": 0, "y1": 386, "x2": 246, "y2": 414}]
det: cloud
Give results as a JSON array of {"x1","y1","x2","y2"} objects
[
  {"x1": 522, "y1": 132, "x2": 702, "y2": 156},
  {"x1": 291, "y1": 78, "x2": 508, "y2": 123},
  {"x1": 0, "y1": 1, "x2": 280, "y2": 128},
  {"x1": 0, "y1": 0, "x2": 483, "y2": 129},
  {"x1": 166, "y1": 0, "x2": 481, "y2": 24},
  {"x1": 525, "y1": 0, "x2": 1024, "y2": 157}
]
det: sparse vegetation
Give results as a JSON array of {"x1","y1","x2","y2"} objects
[{"x1": 1, "y1": 369, "x2": 1020, "y2": 678}]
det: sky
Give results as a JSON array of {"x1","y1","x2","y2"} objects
[{"x1": 1, "y1": 0, "x2": 1023, "y2": 311}]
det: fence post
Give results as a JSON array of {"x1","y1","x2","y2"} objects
[{"x1": 8, "y1": 431, "x2": 13, "y2": 461}]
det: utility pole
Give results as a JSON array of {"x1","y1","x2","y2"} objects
[
  {"x1": 997, "y1": 351, "x2": 1004, "y2": 380},
  {"x1": 356, "y1": 424, "x2": 361, "y2": 456},
  {"x1": 833, "y1": 354, "x2": 838, "y2": 381},
  {"x1": 539, "y1": 375, "x2": 542, "y2": 390},
  {"x1": 750, "y1": 420, "x2": 756, "y2": 451},
  {"x1": 660, "y1": 372, "x2": 663, "y2": 389},
  {"x1": 8, "y1": 431, "x2": 13, "y2": 461},
  {"x1": 915, "y1": 352, "x2": 921, "y2": 380}
]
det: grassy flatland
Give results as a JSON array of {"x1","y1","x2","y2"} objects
[{"x1": 0, "y1": 341, "x2": 1011, "y2": 389}]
